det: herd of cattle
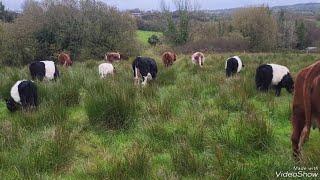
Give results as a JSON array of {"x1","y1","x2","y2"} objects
[{"x1": 3, "y1": 51, "x2": 320, "y2": 158}]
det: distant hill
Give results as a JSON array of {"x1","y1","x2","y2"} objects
[
  {"x1": 272, "y1": 3, "x2": 320, "y2": 15},
  {"x1": 203, "y1": 3, "x2": 320, "y2": 16}
]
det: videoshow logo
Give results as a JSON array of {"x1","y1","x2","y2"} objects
[{"x1": 276, "y1": 166, "x2": 319, "y2": 178}]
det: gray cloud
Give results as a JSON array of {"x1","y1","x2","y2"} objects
[{"x1": 2, "y1": 0, "x2": 320, "y2": 11}]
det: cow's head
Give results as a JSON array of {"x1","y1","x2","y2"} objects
[
  {"x1": 5, "y1": 97, "x2": 18, "y2": 112},
  {"x1": 283, "y1": 73, "x2": 294, "y2": 94}
]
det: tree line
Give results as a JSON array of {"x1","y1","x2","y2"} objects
[
  {"x1": 0, "y1": 0, "x2": 319, "y2": 65},
  {"x1": 144, "y1": 0, "x2": 320, "y2": 52}
]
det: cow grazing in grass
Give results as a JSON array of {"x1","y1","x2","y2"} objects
[
  {"x1": 99, "y1": 63, "x2": 115, "y2": 78},
  {"x1": 5, "y1": 80, "x2": 38, "y2": 112},
  {"x1": 58, "y1": 52, "x2": 73, "y2": 67},
  {"x1": 225, "y1": 56, "x2": 244, "y2": 77},
  {"x1": 255, "y1": 64, "x2": 294, "y2": 96},
  {"x1": 162, "y1": 52, "x2": 177, "y2": 67},
  {"x1": 106, "y1": 52, "x2": 121, "y2": 63},
  {"x1": 29, "y1": 61, "x2": 59, "y2": 81},
  {"x1": 291, "y1": 60, "x2": 320, "y2": 157},
  {"x1": 192, "y1": 52, "x2": 205, "y2": 67},
  {"x1": 132, "y1": 56, "x2": 158, "y2": 86}
]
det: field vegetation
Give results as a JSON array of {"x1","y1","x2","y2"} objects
[
  {"x1": 1, "y1": 52, "x2": 320, "y2": 179},
  {"x1": 1, "y1": 0, "x2": 320, "y2": 179}
]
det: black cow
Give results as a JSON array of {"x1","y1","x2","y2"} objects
[
  {"x1": 29, "y1": 61, "x2": 59, "y2": 81},
  {"x1": 132, "y1": 56, "x2": 158, "y2": 85},
  {"x1": 225, "y1": 56, "x2": 244, "y2": 77},
  {"x1": 5, "y1": 80, "x2": 38, "y2": 112},
  {"x1": 255, "y1": 64, "x2": 294, "y2": 96}
]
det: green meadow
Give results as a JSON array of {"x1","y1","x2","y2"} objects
[
  {"x1": 137, "y1": 30, "x2": 163, "y2": 46},
  {"x1": 0, "y1": 51, "x2": 320, "y2": 179}
]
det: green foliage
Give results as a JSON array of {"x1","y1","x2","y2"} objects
[
  {"x1": 148, "y1": 34, "x2": 160, "y2": 46},
  {"x1": 137, "y1": 30, "x2": 163, "y2": 46},
  {"x1": 233, "y1": 6, "x2": 278, "y2": 51},
  {"x1": 296, "y1": 21, "x2": 307, "y2": 49},
  {"x1": 0, "y1": 2, "x2": 17, "y2": 22},
  {"x1": 162, "y1": 0, "x2": 192, "y2": 45},
  {"x1": 0, "y1": 53, "x2": 319, "y2": 179},
  {"x1": 0, "y1": 0, "x2": 140, "y2": 66}
]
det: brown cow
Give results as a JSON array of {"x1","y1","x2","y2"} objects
[
  {"x1": 58, "y1": 53, "x2": 73, "y2": 67},
  {"x1": 192, "y1": 52, "x2": 205, "y2": 67},
  {"x1": 162, "y1": 52, "x2": 177, "y2": 67},
  {"x1": 105, "y1": 52, "x2": 121, "y2": 63},
  {"x1": 291, "y1": 60, "x2": 320, "y2": 157}
]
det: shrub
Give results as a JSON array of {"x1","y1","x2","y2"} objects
[
  {"x1": 233, "y1": 6, "x2": 278, "y2": 51},
  {"x1": 0, "y1": 0, "x2": 140, "y2": 65},
  {"x1": 148, "y1": 34, "x2": 160, "y2": 46}
]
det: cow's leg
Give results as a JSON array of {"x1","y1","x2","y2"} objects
[
  {"x1": 142, "y1": 76, "x2": 148, "y2": 86},
  {"x1": 275, "y1": 86, "x2": 281, "y2": 96},
  {"x1": 20, "y1": 95, "x2": 27, "y2": 110},
  {"x1": 291, "y1": 111, "x2": 305, "y2": 158},
  {"x1": 133, "y1": 67, "x2": 138, "y2": 85},
  {"x1": 299, "y1": 125, "x2": 311, "y2": 152}
]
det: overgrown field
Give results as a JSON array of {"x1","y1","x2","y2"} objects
[{"x1": 0, "y1": 52, "x2": 320, "y2": 179}]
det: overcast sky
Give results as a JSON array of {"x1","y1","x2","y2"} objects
[{"x1": 2, "y1": 0, "x2": 320, "y2": 11}]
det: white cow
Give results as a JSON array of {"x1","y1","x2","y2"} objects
[{"x1": 98, "y1": 63, "x2": 115, "y2": 78}]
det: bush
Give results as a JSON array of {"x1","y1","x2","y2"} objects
[
  {"x1": 148, "y1": 34, "x2": 160, "y2": 46},
  {"x1": 0, "y1": 0, "x2": 140, "y2": 66},
  {"x1": 85, "y1": 81, "x2": 137, "y2": 130},
  {"x1": 233, "y1": 6, "x2": 278, "y2": 51}
]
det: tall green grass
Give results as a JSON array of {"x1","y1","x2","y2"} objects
[{"x1": 0, "y1": 53, "x2": 320, "y2": 179}]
